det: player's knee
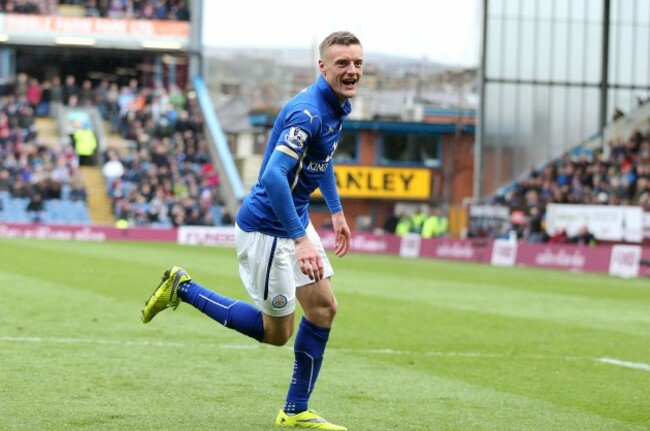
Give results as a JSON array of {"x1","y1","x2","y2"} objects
[
  {"x1": 263, "y1": 326, "x2": 294, "y2": 346},
  {"x1": 323, "y1": 300, "x2": 338, "y2": 324},
  {"x1": 265, "y1": 333, "x2": 292, "y2": 346},
  {"x1": 309, "y1": 300, "x2": 338, "y2": 327}
]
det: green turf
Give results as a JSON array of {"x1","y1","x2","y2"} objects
[{"x1": 0, "y1": 237, "x2": 649, "y2": 430}]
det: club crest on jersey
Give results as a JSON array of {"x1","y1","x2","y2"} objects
[
  {"x1": 272, "y1": 295, "x2": 288, "y2": 309},
  {"x1": 285, "y1": 127, "x2": 308, "y2": 150}
]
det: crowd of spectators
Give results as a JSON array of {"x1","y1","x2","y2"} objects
[
  {"x1": 93, "y1": 77, "x2": 228, "y2": 227},
  {"x1": 1, "y1": 68, "x2": 229, "y2": 227},
  {"x1": 0, "y1": 80, "x2": 87, "y2": 223},
  {"x1": 479, "y1": 124, "x2": 650, "y2": 243},
  {"x1": 0, "y1": 0, "x2": 190, "y2": 20},
  {"x1": 381, "y1": 206, "x2": 450, "y2": 238}
]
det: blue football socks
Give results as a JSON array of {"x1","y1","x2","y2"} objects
[
  {"x1": 177, "y1": 280, "x2": 265, "y2": 342},
  {"x1": 283, "y1": 317, "x2": 331, "y2": 414}
]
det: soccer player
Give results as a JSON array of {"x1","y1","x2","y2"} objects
[{"x1": 141, "y1": 31, "x2": 363, "y2": 430}]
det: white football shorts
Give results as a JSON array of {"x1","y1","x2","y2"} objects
[{"x1": 235, "y1": 222, "x2": 334, "y2": 317}]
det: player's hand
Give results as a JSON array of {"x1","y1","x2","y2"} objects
[
  {"x1": 331, "y1": 211, "x2": 351, "y2": 258},
  {"x1": 294, "y1": 235, "x2": 324, "y2": 281}
]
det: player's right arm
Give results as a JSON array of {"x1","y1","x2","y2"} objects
[{"x1": 261, "y1": 151, "x2": 324, "y2": 281}]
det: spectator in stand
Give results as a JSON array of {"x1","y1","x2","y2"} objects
[
  {"x1": 102, "y1": 148, "x2": 125, "y2": 189},
  {"x1": 523, "y1": 206, "x2": 546, "y2": 243},
  {"x1": 26, "y1": 192, "x2": 44, "y2": 221},
  {"x1": 150, "y1": 138, "x2": 170, "y2": 168},
  {"x1": 72, "y1": 120, "x2": 97, "y2": 166},
  {"x1": 84, "y1": 0, "x2": 101, "y2": 16},
  {"x1": 48, "y1": 75, "x2": 64, "y2": 117},
  {"x1": 220, "y1": 208, "x2": 233, "y2": 225},
  {"x1": 17, "y1": 103, "x2": 37, "y2": 142},
  {"x1": 33, "y1": 172, "x2": 62, "y2": 200},
  {"x1": 102, "y1": 82, "x2": 121, "y2": 132},
  {"x1": 548, "y1": 226, "x2": 569, "y2": 244},
  {"x1": 382, "y1": 211, "x2": 399, "y2": 234},
  {"x1": 14, "y1": 73, "x2": 28, "y2": 98},
  {"x1": 421, "y1": 207, "x2": 448, "y2": 238},
  {"x1": 410, "y1": 208, "x2": 426, "y2": 234},
  {"x1": 395, "y1": 213, "x2": 412, "y2": 236},
  {"x1": 78, "y1": 79, "x2": 95, "y2": 107},
  {"x1": 0, "y1": 111, "x2": 11, "y2": 147},
  {"x1": 37, "y1": 78, "x2": 52, "y2": 117},
  {"x1": 107, "y1": 0, "x2": 128, "y2": 18},
  {"x1": 117, "y1": 84, "x2": 136, "y2": 135},
  {"x1": 68, "y1": 176, "x2": 87, "y2": 202},
  {"x1": 62, "y1": 75, "x2": 78, "y2": 106},
  {"x1": 0, "y1": 168, "x2": 11, "y2": 191},
  {"x1": 50, "y1": 154, "x2": 73, "y2": 186},
  {"x1": 10, "y1": 173, "x2": 31, "y2": 198},
  {"x1": 25, "y1": 77, "x2": 42, "y2": 113},
  {"x1": 94, "y1": 79, "x2": 110, "y2": 118},
  {"x1": 569, "y1": 225, "x2": 597, "y2": 246},
  {"x1": 171, "y1": 0, "x2": 190, "y2": 20},
  {"x1": 146, "y1": 186, "x2": 170, "y2": 224},
  {"x1": 12, "y1": 0, "x2": 40, "y2": 13}
]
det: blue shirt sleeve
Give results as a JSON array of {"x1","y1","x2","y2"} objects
[
  {"x1": 260, "y1": 149, "x2": 306, "y2": 239},
  {"x1": 319, "y1": 161, "x2": 342, "y2": 214}
]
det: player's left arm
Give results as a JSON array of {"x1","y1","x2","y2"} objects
[{"x1": 320, "y1": 161, "x2": 351, "y2": 257}]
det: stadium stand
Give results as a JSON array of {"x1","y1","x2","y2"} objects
[
  {"x1": 94, "y1": 79, "x2": 225, "y2": 227},
  {"x1": 0, "y1": 0, "x2": 232, "y2": 227},
  {"x1": 478, "y1": 102, "x2": 650, "y2": 243},
  {"x1": 0, "y1": 90, "x2": 91, "y2": 224},
  {"x1": 3, "y1": 1, "x2": 190, "y2": 20}
]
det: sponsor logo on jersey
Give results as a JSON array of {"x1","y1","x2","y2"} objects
[
  {"x1": 307, "y1": 161, "x2": 329, "y2": 172},
  {"x1": 271, "y1": 295, "x2": 288, "y2": 309},
  {"x1": 285, "y1": 127, "x2": 308, "y2": 150}
]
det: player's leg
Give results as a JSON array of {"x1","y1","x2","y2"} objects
[
  {"x1": 282, "y1": 277, "x2": 337, "y2": 414},
  {"x1": 296, "y1": 276, "x2": 339, "y2": 327},
  {"x1": 276, "y1": 224, "x2": 347, "y2": 430},
  {"x1": 179, "y1": 275, "x2": 295, "y2": 345},
  {"x1": 141, "y1": 265, "x2": 267, "y2": 342},
  {"x1": 141, "y1": 225, "x2": 298, "y2": 346},
  {"x1": 277, "y1": 279, "x2": 346, "y2": 430}
]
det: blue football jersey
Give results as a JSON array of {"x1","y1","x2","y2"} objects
[{"x1": 236, "y1": 75, "x2": 352, "y2": 238}]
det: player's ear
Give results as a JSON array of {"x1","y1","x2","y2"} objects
[{"x1": 318, "y1": 59, "x2": 326, "y2": 75}]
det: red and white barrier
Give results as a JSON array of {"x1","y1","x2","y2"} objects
[{"x1": 0, "y1": 222, "x2": 647, "y2": 279}]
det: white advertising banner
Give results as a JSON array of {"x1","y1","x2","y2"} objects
[
  {"x1": 491, "y1": 238, "x2": 518, "y2": 266},
  {"x1": 177, "y1": 226, "x2": 236, "y2": 247},
  {"x1": 399, "y1": 233, "x2": 421, "y2": 259},
  {"x1": 546, "y1": 204, "x2": 644, "y2": 243},
  {"x1": 609, "y1": 245, "x2": 642, "y2": 278}
]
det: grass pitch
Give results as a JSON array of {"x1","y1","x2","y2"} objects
[{"x1": 0, "y1": 237, "x2": 649, "y2": 431}]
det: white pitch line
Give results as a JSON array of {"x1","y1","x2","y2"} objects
[
  {"x1": 597, "y1": 357, "x2": 650, "y2": 372},
  {"x1": 0, "y1": 336, "x2": 586, "y2": 362},
  {"x1": 0, "y1": 336, "x2": 185, "y2": 347},
  {"x1": 0, "y1": 336, "x2": 256, "y2": 350},
  {"x1": 334, "y1": 347, "x2": 588, "y2": 362},
  {"x1": 3, "y1": 336, "x2": 650, "y2": 372}
]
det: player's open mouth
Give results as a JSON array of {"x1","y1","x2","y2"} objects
[{"x1": 342, "y1": 78, "x2": 357, "y2": 87}]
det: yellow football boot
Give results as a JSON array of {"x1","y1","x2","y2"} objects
[
  {"x1": 275, "y1": 409, "x2": 347, "y2": 430},
  {"x1": 141, "y1": 266, "x2": 191, "y2": 323}
]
